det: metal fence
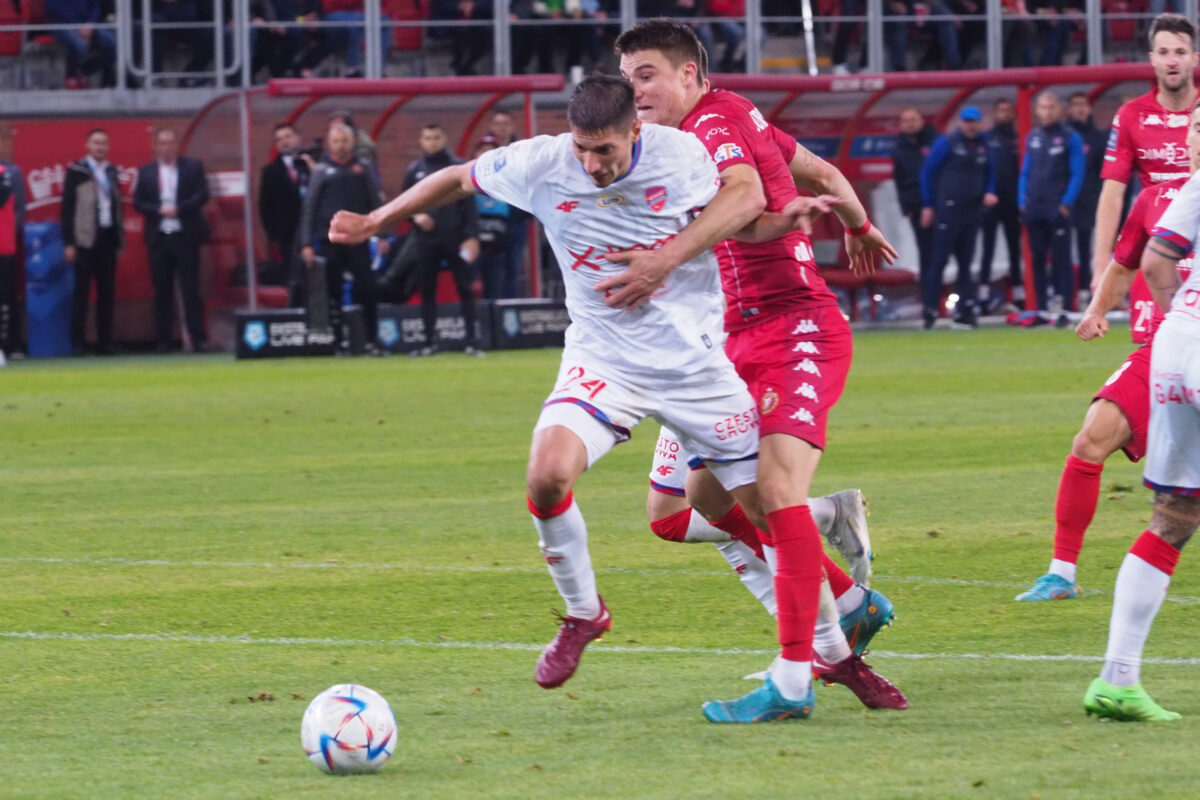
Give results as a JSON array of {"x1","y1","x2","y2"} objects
[{"x1": 1, "y1": 0, "x2": 1199, "y2": 91}]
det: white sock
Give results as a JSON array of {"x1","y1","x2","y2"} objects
[
  {"x1": 715, "y1": 540, "x2": 777, "y2": 616},
  {"x1": 1048, "y1": 558, "x2": 1077, "y2": 584},
  {"x1": 761, "y1": 543, "x2": 777, "y2": 574},
  {"x1": 834, "y1": 583, "x2": 867, "y2": 616},
  {"x1": 809, "y1": 495, "x2": 836, "y2": 534},
  {"x1": 812, "y1": 580, "x2": 852, "y2": 663},
  {"x1": 772, "y1": 657, "x2": 812, "y2": 700},
  {"x1": 684, "y1": 509, "x2": 731, "y2": 543},
  {"x1": 978, "y1": 284, "x2": 990, "y2": 301},
  {"x1": 532, "y1": 498, "x2": 600, "y2": 620},
  {"x1": 1100, "y1": 553, "x2": 1171, "y2": 687}
]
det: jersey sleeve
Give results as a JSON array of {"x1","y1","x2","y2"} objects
[
  {"x1": 1100, "y1": 106, "x2": 1133, "y2": 183},
  {"x1": 1152, "y1": 172, "x2": 1200, "y2": 254},
  {"x1": 768, "y1": 123, "x2": 798, "y2": 163},
  {"x1": 470, "y1": 136, "x2": 551, "y2": 212},
  {"x1": 1111, "y1": 186, "x2": 1151, "y2": 269},
  {"x1": 678, "y1": 132, "x2": 721, "y2": 210},
  {"x1": 686, "y1": 110, "x2": 759, "y2": 173}
]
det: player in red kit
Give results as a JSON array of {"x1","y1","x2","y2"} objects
[
  {"x1": 1017, "y1": 12, "x2": 1199, "y2": 601},
  {"x1": 610, "y1": 19, "x2": 903, "y2": 723}
]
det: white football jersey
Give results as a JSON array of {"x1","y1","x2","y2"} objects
[
  {"x1": 471, "y1": 124, "x2": 726, "y2": 383},
  {"x1": 1151, "y1": 169, "x2": 1200, "y2": 331}
]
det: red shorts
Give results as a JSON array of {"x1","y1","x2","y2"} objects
[
  {"x1": 1094, "y1": 344, "x2": 1151, "y2": 462},
  {"x1": 724, "y1": 304, "x2": 852, "y2": 450}
]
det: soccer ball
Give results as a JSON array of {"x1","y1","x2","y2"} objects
[{"x1": 300, "y1": 683, "x2": 397, "y2": 774}]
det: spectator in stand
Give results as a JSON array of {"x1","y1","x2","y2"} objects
[
  {"x1": 1066, "y1": 91, "x2": 1106, "y2": 298},
  {"x1": 563, "y1": 0, "x2": 611, "y2": 77},
  {"x1": 950, "y1": 0, "x2": 986, "y2": 66},
  {"x1": 1029, "y1": 0, "x2": 1078, "y2": 66},
  {"x1": 886, "y1": 0, "x2": 961, "y2": 71},
  {"x1": 0, "y1": 153, "x2": 25, "y2": 361},
  {"x1": 706, "y1": 0, "x2": 746, "y2": 72},
  {"x1": 296, "y1": 0, "x2": 392, "y2": 78},
  {"x1": 47, "y1": 0, "x2": 117, "y2": 88},
  {"x1": 472, "y1": 136, "x2": 512, "y2": 300},
  {"x1": 1019, "y1": 90, "x2": 1085, "y2": 318},
  {"x1": 133, "y1": 127, "x2": 211, "y2": 353},
  {"x1": 892, "y1": 106, "x2": 938, "y2": 289},
  {"x1": 980, "y1": 98, "x2": 1023, "y2": 310},
  {"x1": 0, "y1": 161, "x2": 17, "y2": 366},
  {"x1": 438, "y1": 0, "x2": 490, "y2": 76},
  {"x1": 402, "y1": 123, "x2": 482, "y2": 357},
  {"x1": 299, "y1": 123, "x2": 387, "y2": 354},
  {"x1": 488, "y1": 110, "x2": 528, "y2": 298},
  {"x1": 510, "y1": 0, "x2": 557, "y2": 74},
  {"x1": 259, "y1": 122, "x2": 314, "y2": 306},
  {"x1": 919, "y1": 105, "x2": 997, "y2": 329},
  {"x1": 63, "y1": 128, "x2": 123, "y2": 356},
  {"x1": 831, "y1": 0, "x2": 865, "y2": 74}
]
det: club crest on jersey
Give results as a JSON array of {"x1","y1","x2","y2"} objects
[
  {"x1": 714, "y1": 143, "x2": 744, "y2": 163},
  {"x1": 597, "y1": 194, "x2": 626, "y2": 209},
  {"x1": 760, "y1": 389, "x2": 780, "y2": 415},
  {"x1": 646, "y1": 186, "x2": 668, "y2": 212}
]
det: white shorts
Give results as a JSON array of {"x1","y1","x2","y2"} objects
[
  {"x1": 1144, "y1": 318, "x2": 1200, "y2": 495},
  {"x1": 534, "y1": 353, "x2": 759, "y2": 492}
]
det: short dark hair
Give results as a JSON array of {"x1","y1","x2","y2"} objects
[
  {"x1": 1068, "y1": 91, "x2": 1088, "y2": 103},
  {"x1": 273, "y1": 122, "x2": 295, "y2": 134},
  {"x1": 566, "y1": 75, "x2": 636, "y2": 134},
  {"x1": 422, "y1": 123, "x2": 443, "y2": 132},
  {"x1": 86, "y1": 128, "x2": 107, "y2": 139},
  {"x1": 1149, "y1": 12, "x2": 1196, "y2": 50},
  {"x1": 614, "y1": 18, "x2": 708, "y2": 86},
  {"x1": 994, "y1": 98, "x2": 1013, "y2": 108}
]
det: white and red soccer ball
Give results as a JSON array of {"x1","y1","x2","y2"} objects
[{"x1": 300, "y1": 684, "x2": 397, "y2": 774}]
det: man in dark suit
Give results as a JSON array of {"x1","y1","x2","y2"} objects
[
  {"x1": 258, "y1": 122, "x2": 313, "y2": 306},
  {"x1": 62, "y1": 128, "x2": 124, "y2": 355},
  {"x1": 133, "y1": 127, "x2": 210, "y2": 353}
]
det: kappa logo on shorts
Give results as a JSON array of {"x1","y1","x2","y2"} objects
[
  {"x1": 794, "y1": 358, "x2": 822, "y2": 376},
  {"x1": 760, "y1": 389, "x2": 780, "y2": 415},
  {"x1": 792, "y1": 320, "x2": 819, "y2": 335},
  {"x1": 793, "y1": 341, "x2": 819, "y2": 354},
  {"x1": 790, "y1": 408, "x2": 815, "y2": 425},
  {"x1": 795, "y1": 383, "x2": 818, "y2": 402}
]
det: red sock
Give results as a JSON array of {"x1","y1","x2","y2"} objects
[
  {"x1": 1130, "y1": 530, "x2": 1181, "y2": 576},
  {"x1": 649, "y1": 508, "x2": 691, "y2": 543},
  {"x1": 712, "y1": 504, "x2": 766, "y2": 560},
  {"x1": 766, "y1": 505, "x2": 823, "y2": 662},
  {"x1": 823, "y1": 554, "x2": 854, "y2": 598},
  {"x1": 1053, "y1": 455, "x2": 1104, "y2": 564}
]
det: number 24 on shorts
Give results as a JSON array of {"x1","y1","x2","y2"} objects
[{"x1": 554, "y1": 366, "x2": 608, "y2": 399}]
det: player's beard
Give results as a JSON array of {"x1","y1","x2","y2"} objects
[{"x1": 1159, "y1": 70, "x2": 1192, "y2": 95}]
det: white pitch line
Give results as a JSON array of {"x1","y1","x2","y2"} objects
[
  {"x1": 3, "y1": 630, "x2": 1200, "y2": 666},
  {"x1": 5, "y1": 555, "x2": 1200, "y2": 606}
]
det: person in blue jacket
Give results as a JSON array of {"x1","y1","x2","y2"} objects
[
  {"x1": 1019, "y1": 90, "x2": 1085, "y2": 316},
  {"x1": 919, "y1": 105, "x2": 997, "y2": 329}
]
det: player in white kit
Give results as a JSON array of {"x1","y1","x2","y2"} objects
[
  {"x1": 329, "y1": 76, "x2": 785, "y2": 691},
  {"x1": 1083, "y1": 132, "x2": 1200, "y2": 721}
]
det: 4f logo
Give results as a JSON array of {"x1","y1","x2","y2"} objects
[
  {"x1": 557, "y1": 200, "x2": 579, "y2": 213},
  {"x1": 655, "y1": 464, "x2": 675, "y2": 477}
]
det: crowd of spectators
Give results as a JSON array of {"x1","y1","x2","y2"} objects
[
  {"x1": 4, "y1": 1, "x2": 1172, "y2": 86},
  {"x1": 896, "y1": 90, "x2": 1108, "y2": 328}
]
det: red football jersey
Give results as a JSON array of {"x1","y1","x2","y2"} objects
[
  {"x1": 681, "y1": 90, "x2": 837, "y2": 332},
  {"x1": 1101, "y1": 90, "x2": 1192, "y2": 342},
  {"x1": 1111, "y1": 176, "x2": 1193, "y2": 343}
]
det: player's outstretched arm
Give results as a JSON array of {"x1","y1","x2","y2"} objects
[
  {"x1": 785, "y1": 143, "x2": 897, "y2": 274},
  {"x1": 328, "y1": 162, "x2": 477, "y2": 245},
  {"x1": 731, "y1": 195, "x2": 841, "y2": 243},
  {"x1": 598, "y1": 163, "x2": 766, "y2": 310},
  {"x1": 1075, "y1": 259, "x2": 1136, "y2": 341},
  {"x1": 1142, "y1": 237, "x2": 1186, "y2": 313}
]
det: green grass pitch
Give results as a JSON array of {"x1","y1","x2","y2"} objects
[{"x1": 2, "y1": 327, "x2": 1197, "y2": 799}]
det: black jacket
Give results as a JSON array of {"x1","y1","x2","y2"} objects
[
  {"x1": 1067, "y1": 116, "x2": 1106, "y2": 224},
  {"x1": 892, "y1": 123, "x2": 939, "y2": 217},
  {"x1": 987, "y1": 121, "x2": 1020, "y2": 204},
  {"x1": 298, "y1": 155, "x2": 382, "y2": 248},
  {"x1": 401, "y1": 149, "x2": 479, "y2": 248},
  {"x1": 258, "y1": 153, "x2": 309, "y2": 251},
  {"x1": 133, "y1": 157, "x2": 210, "y2": 246}
]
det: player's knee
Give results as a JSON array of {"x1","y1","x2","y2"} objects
[
  {"x1": 649, "y1": 508, "x2": 692, "y2": 543},
  {"x1": 526, "y1": 467, "x2": 573, "y2": 509}
]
